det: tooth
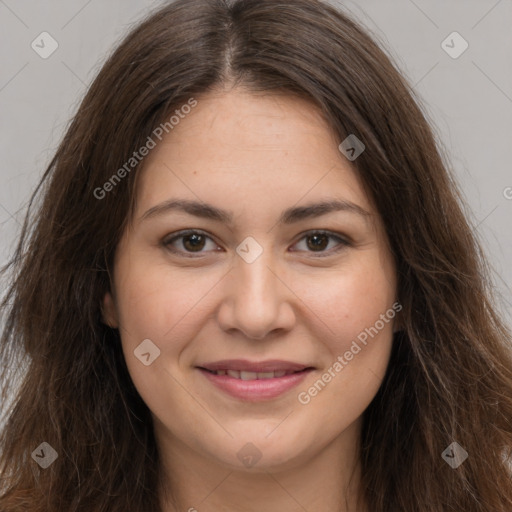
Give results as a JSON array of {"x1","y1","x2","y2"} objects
[
  {"x1": 216, "y1": 370, "x2": 227, "y2": 376},
  {"x1": 240, "y1": 371, "x2": 258, "y2": 380},
  {"x1": 257, "y1": 372, "x2": 275, "y2": 379},
  {"x1": 227, "y1": 370, "x2": 240, "y2": 379},
  {"x1": 274, "y1": 371, "x2": 286, "y2": 378}
]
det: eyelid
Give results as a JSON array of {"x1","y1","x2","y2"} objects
[
  {"x1": 162, "y1": 229, "x2": 223, "y2": 257},
  {"x1": 162, "y1": 229, "x2": 351, "y2": 257},
  {"x1": 289, "y1": 229, "x2": 351, "y2": 257}
]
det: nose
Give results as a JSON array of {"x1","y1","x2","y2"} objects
[{"x1": 216, "y1": 250, "x2": 296, "y2": 340}]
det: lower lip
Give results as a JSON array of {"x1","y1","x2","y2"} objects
[{"x1": 198, "y1": 368, "x2": 313, "y2": 401}]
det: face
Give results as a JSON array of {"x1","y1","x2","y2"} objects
[{"x1": 102, "y1": 88, "x2": 398, "y2": 473}]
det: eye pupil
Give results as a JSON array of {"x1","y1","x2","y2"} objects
[
  {"x1": 307, "y1": 234, "x2": 328, "y2": 251},
  {"x1": 183, "y1": 234, "x2": 205, "y2": 251}
]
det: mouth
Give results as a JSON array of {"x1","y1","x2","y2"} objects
[
  {"x1": 200, "y1": 368, "x2": 306, "y2": 380},
  {"x1": 196, "y1": 359, "x2": 315, "y2": 401}
]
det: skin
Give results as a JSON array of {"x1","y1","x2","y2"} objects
[{"x1": 102, "y1": 88, "x2": 398, "y2": 512}]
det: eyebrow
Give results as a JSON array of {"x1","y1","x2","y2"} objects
[{"x1": 140, "y1": 198, "x2": 371, "y2": 225}]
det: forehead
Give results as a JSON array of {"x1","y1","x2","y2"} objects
[{"x1": 134, "y1": 89, "x2": 375, "y2": 223}]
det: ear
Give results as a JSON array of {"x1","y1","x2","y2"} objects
[{"x1": 101, "y1": 291, "x2": 119, "y2": 328}]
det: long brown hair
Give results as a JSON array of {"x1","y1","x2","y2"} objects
[{"x1": 1, "y1": 0, "x2": 511, "y2": 510}]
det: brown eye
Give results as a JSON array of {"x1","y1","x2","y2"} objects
[
  {"x1": 163, "y1": 230, "x2": 220, "y2": 256},
  {"x1": 291, "y1": 230, "x2": 350, "y2": 256},
  {"x1": 306, "y1": 233, "x2": 329, "y2": 251},
  {"x1": 182, "y1": 233, "x2": 206, "y2": 252}
]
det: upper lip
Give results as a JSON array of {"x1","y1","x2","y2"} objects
[{"x1": 198, "y1": 359, "x2": 312, "y2": 373}]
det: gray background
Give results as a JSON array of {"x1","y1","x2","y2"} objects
[{"x1": 1, "y1": 0, "x2": 511, "y2": 327}]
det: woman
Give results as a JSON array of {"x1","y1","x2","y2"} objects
[{"x1": 1, "y1": 0, "x2": 511, "y2": 510}]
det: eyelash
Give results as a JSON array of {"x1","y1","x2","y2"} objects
[{"x1": 162, "y1": 229, "x2": 351, "y2": 258}]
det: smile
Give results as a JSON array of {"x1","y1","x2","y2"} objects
[
  {"x1": 203, "y1": 369, "x2": 302, "y2": 379},
  {"x1": 196, "y1": 360, "x2": 314, "y2": 401}
]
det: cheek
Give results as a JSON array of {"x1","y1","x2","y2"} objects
[
  {"x1": 299, "y1": 257, "x2": 395, "y2": 414},
  {"x1": 291, "y1": 251, "x2": 396, "y2": 407},
  {"x1": 295, "y1": 251, "x2": 396, "y2": 352},
  {"x1": 112, "y1": 257, "x2": 218, "y2": 421},
  {"x1": 113, "y1": 254, "x2": 226, "y2": 368}
]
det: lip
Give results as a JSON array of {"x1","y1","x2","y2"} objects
[
  {"x1": 197, "y1": 359, "x2": 314, "y2": 401},
  {"x1": 198, "y1": 359, "x2": 310, "y2": 373}
]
